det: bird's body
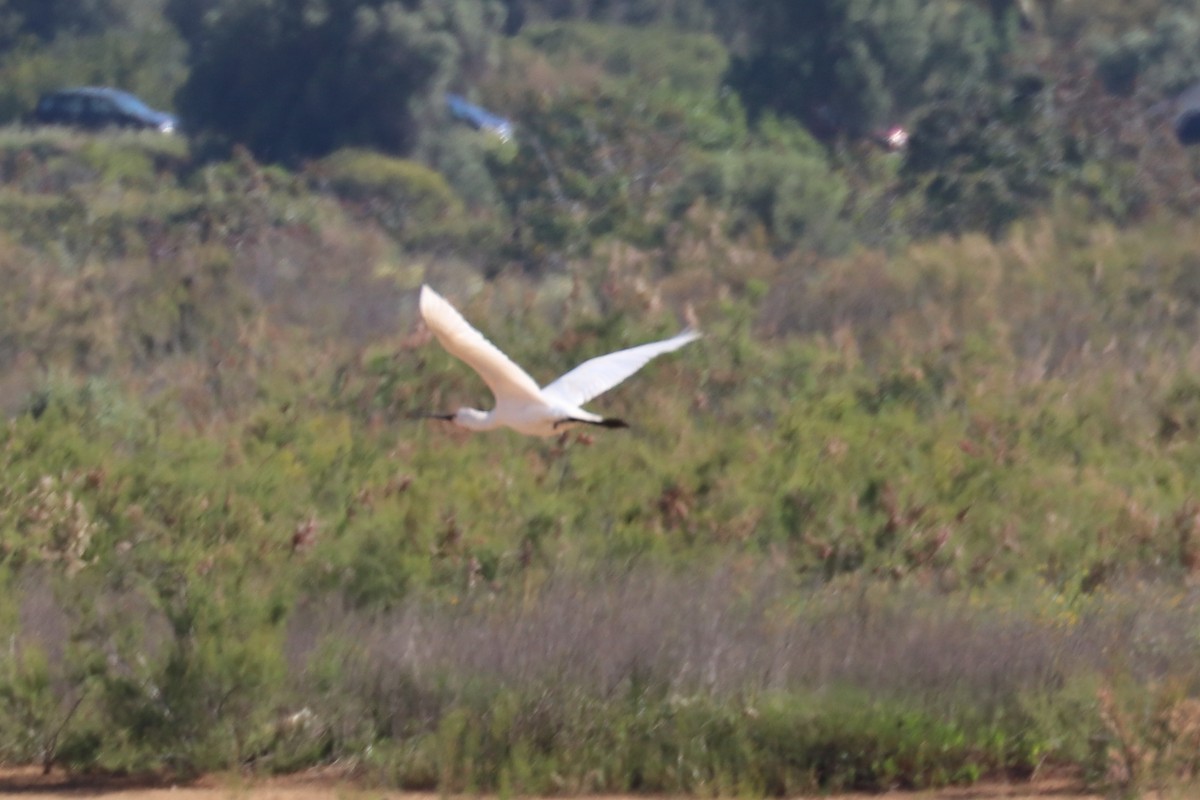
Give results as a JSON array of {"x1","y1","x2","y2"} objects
[{"x1": 418, "y1": 285, "x2": 699, "y2": 436}]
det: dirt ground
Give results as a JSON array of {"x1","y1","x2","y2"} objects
[{"x1": 0, "y1": 767, "x2": 1107, "y2": 800}]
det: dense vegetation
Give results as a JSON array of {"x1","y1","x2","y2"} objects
[{"x1": 0, "y1": 0, "x2": 1198, "y2": 796}]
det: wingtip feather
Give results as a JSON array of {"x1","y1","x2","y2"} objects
[
  {"x1": 670, "y1": 328, "x2": 702, "y2": 349},
  {"x1": 419, "y1": 284, "x2": 460, "y2": 331},
  {"x1": 418, "y1": 283, "x2": 438, "y2": 313}
]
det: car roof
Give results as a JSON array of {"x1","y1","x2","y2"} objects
[{"x1": 46, "y1": 87, "x2": 136, "y2": 99}]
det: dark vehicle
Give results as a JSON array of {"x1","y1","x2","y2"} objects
[
  {"x1": 31, "y1": 87, "x2": 178, "y2": 134},
  {"x1": 1173, "y1": 82, "x2": 1200, "y2": 145}
]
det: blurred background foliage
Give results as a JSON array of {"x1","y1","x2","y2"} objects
[{"x1": 0, "y1": 0, "x2": 1199, "y2": 795}]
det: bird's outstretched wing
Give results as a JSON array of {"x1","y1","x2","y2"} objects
[
  {"x1": 419, "y1": 285, "x2": 544, "y2": 405},
  {"x1": 542, "y1": 329, "x2": 701, "y2": 407}
]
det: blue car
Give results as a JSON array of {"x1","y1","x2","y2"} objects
[
  {"x1": 446, "y1": 93, "x2": 514, "y2": 142},
  {"x1": 31, "y1": 87, "x2": 179, "y2": 134}
]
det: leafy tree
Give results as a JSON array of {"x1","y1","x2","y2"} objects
[
  {"x1": 165, "y1": 0, "x2": 506, "y2": 164},
  {"x1": 1092, "y1": 7, "x2": 1200, "y2": 97},
  {"x1": 899, "y1": 72, "x2": 1065, "y2": 236},
  {"x1": 0, "y1": 0, "x2": 127, "y2": 48},
  {"x1": 673, "y1": 117, "x2": 849, "y2": 250},
  {"x1": 1042, "y1": 0, "x2": 1192, "y2": 42},
  {"x1": 498, "y1": 0, "x2": 711, "y2": 32},
  {"x1": 724, "y1": 0, "x2": 1008, "y2": 140}
]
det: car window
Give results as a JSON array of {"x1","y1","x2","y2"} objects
[
  {"x1": 59, "y1": 94, "x2": 84, "y2": 116},
  {"x1": 84, "y1": 95, "x2": 114, "y2": 116},
  {"x1": 111, "y1": 92, "x2": 153, "y2": 116}
]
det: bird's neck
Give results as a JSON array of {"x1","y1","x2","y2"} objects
[{"x1": 454, "y1": 408, "x2": 499, "y2": 431}]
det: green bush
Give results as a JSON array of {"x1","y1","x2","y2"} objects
[
  {"x1": 518, "y1": 21, "x2": 729, "y2": 94},
  {"x1": 900, "y1": 73, "x2": 1065, "y2": 236},
  {"x1": 724, "y1": 146, "x2": 849, "y2": 249},
  {"x1": 1092, "y1": 8, "x2": 1200, "y2": 95},
  {"x1": 311, "y1": 148, "x2": 465, "y2": 237}
]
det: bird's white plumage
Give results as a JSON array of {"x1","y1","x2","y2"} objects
[
  {"x1": 418, "y1": 284, "x2": 700, "y2": 436},
  {"x1": 418, "y1": 284, "x2": 544, "y2": 406},
  {"x1": 541, "y1": 329, "x2": 701, "y2": 407}
]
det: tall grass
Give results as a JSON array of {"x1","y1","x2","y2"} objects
[{"x1": 9, "y1": 565, "x2": 1200, "y2": 792}]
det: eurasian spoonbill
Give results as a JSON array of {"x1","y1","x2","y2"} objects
[{"x1": 418, "y1": 284, "x2": 700, "y2": 436}]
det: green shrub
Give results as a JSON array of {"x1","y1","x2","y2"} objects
[
  {"x1": 518, "y1": 21, "x2": 729, "y2": 94},
  {"x1": 310, "y1": 148, "x2": 465, "y2": 236},
  {"x1": 1092, "y1": 9, "x2": 1200, "y2": 95}
]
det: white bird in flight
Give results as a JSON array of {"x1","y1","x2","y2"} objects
[{"x1": 417, "y1": 284, "x2": 700, "y2": 436}]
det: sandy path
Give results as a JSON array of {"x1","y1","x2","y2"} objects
[{"x1": 0, "y1": 767, "x2": 1104, "y2": 800}]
